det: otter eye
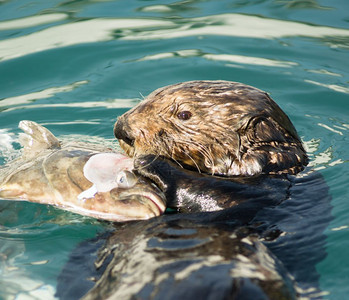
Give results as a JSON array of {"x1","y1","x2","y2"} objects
[{"x1": 177, "y1": 111, "x2": 192, "y2": 120}]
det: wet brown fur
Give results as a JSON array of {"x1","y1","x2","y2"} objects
[{"x1": 114, "y1": 80, "x2": 308, "y2": 176}]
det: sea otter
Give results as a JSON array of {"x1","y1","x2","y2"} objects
[
  {"x1": 113, "y1": 80, "x2": 308, "y2": 212},
  {"x1": 114, "y1": 80, "x2": 308, "y2": 177},
  {"x1": 56, "y1": 81, "x2": 330, "y2": 300}
]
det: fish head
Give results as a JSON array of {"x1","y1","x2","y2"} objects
[
  {"x1": 77, "y1": 153, "x2": 167, "y2": 221},
  {"x1": 0, "y1": 126, "x2": 167, "y2": 222}
]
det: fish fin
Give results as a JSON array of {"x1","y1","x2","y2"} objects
[
  {"x1": 18, "y1": 120, "x2": 61, "y2": 159},
  {"x1": 77, "y1": 184, "x2": 98, "y2": 201}
]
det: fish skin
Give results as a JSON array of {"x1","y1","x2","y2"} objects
[{"x1": 0, "y1": 121, "x2": 166, "y2": 222}]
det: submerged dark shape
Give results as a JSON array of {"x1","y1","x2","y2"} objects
[
  {"x1": 0, "y1": 121, "x2": 166, "y2": 221},
  {"x1": 82, "y1": 215, "x2": 297, "y2": 300}
]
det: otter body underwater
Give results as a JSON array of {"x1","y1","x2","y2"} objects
[{"x1": 0, "y1": 121, "x2": 166, "y2": 221}]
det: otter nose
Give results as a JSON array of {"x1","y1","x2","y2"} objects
[{"x1": 114, "y1": 118, "x2": 135, "y2": 146}]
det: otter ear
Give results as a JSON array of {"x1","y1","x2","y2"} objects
[{"x1": 240, "y1": 117, "x2": 308, "y2": 175}]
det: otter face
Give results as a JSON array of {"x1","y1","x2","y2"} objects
[{"x1": 114, "y1": 81, "x2": 308, "y2": 176}]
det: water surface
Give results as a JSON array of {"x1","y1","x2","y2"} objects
[{"x1": 0, "y1": 0, "x2": 348, "y2": 299}]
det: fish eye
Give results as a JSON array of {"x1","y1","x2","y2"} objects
[
  {"x1": 177, "y1": 110, "x2": 192, "y2": 120},
  {"x1": 116, "y1": 170, "x2": 137, "y2": 188}
]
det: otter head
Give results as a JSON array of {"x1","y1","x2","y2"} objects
[{"x1": 114, "y1": 80, "x2": 308, "y2": 176}]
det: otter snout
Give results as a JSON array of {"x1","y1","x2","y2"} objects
[{"x1": 114, "y1": 117, "x2": 135, "y2": 147}]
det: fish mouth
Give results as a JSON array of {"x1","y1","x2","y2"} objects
[
  {"x1": 68, "y1": 188, "x2": 166, "y2": 222},
  {"x1": 114, "y1": 185, "x2": 167, "y2": 219},
  {"x1": 137, "y1": 190, "x2": 166, "y2": 215}
]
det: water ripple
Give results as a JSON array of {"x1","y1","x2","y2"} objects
[
  {"x1": 0, "y1": 13, "x2": 67, "y2": 30},
  {"x1": 1, "y1": 13, "x2": 348, "y2": 61}
]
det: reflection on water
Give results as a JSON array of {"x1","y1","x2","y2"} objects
[
  {"x1": 277, "y1": 0, "x2": 331, "y2": 10},
  {"x1": 131, "y1": 49, "x2": 298, "y2": 68},
  {"x1": 2, "y1": 98, "x2": 137, "y2": 113},
  {"x1": 0, "y1": 81, "x2": 88, "y2": 108},
  {"x1": 120, "y1": 13, "x2": 349, "y2": 40},
  {"x1": 1, "y1": 13, "x2": 349, "y2": 61},
  {"x1": 0, "y1": 13, "x2": 67, "y2": 30},
  {"x1": 0, "y1": 236, "x2": 56, "y2": 300},
  {"x1": 304, "y1": 79, "x2": 349, "y2": 94},
  {"x1": 137, "y1": 2, "x2": 199, "y2": 14},
  {"x1": 0, "y1": 17, "x2": 174, "y2": 61},
  {"x1": 204, "y1": 53, "x2": 297, "y2": 67}
]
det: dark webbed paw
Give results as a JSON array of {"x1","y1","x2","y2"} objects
[
  {"x1": 134, "y1": 155, "x2": 175, "y2": 193},
  {"x1": 134, "y1": 154, "x2": 290, "y2": 215}
]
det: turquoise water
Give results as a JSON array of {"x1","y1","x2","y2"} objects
[{"x1": 0, "y1": 0, "x2": 348, "y2": 299}]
